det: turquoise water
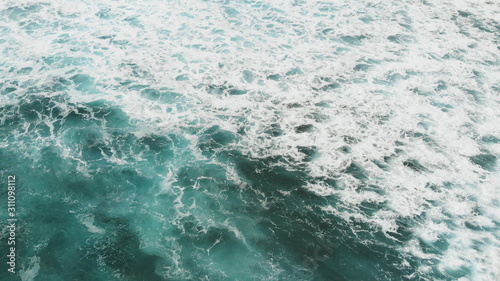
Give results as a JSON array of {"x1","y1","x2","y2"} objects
[{"x1": 1, "y1": 0, "x2": 499, "y2": 280}]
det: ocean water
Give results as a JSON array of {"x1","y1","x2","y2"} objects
[{"x1": 0, "y1": 0, "x2": 499, "y2": 280}]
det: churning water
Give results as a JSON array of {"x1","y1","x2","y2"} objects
[{"x1": 0, "y1": 0, "x2": 499, "y2": 280}]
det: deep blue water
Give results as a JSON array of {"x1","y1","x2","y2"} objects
[{"x1": 1, "y1": 1, "x2": 499, "y2": 280}]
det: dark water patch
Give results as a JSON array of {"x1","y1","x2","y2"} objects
[
  {"x1": 340, "y1": 145, "x2": 351, "y2": 153},
  {"x1": 139, "y1": 134, "x2": 173, "y2": 152},
  {"x1": 12, "y1": 95, "x2": 65, "y2": 124},
  {"x1": 207, "y1": 83, "x2": 247, "y2": 96},
  {"x1": 140, "y1": 88, "x2": 184, "y2": 104},
  {"x1": 7, "y1": 188, "x2": 111, "y2": 280},
  {"x1": 70, "y1": 127, "x2": 108, "y2": 161},
  {"x1": 171, "y1": 225, "x2": 252, "y2": 280},
  {"x1": 255, "y1": 208, "x2": 339, "y2": 276},
  {"x1": 360, "y1": 15, "x2": 373, "y2": 24},
  {"x1": 359, "y1": 199, "x2": 386, "y2": 216},
  {"x1": 286, "y1": 67, "x2": 303, "y2": 76},
  {"x1": 344, "y1": 162, "x2": 368, "y2": 181},
  {"x1": 119, "y1": 62, "x2": 151, "y2": 80},
  {"x1": 1, "y1": 86, "x2": 17, "y2": 95},
  {"x1": 128, "y1": 84, "x2": 149, "y2": 91},
  {"x1": 466, "y1": 89, "x2": 484, "y2": 103},
  {"x1": 312, "y1": 76, "x2": 342, "y2": 91},
  {"x1": 341, "y1": 35, "x2": 367, "y2": 46},
  {"x1": 315, "y1": 101, "x2": 331, "y2": 108},
  {"x1": 97, "y1": 34, "x2": 116, "y2": 40},
  {"x1": 223, "y1": 6, "x2": 240, "y2": 18},
  {"x1": 197, "y1": 126, "x2": 236, "y2": 156},
  {"x1": 295, "y1": 124, "x2": 314, "y2": 133},
  {"x1": 160, "y1": 89, "x2": 184, "y2": 104},
  {"x1": 244, "y1": 162, "x2": 305, "y2": 191},
  {"x1": 16, "y1": 148, "x2": 85, "y2": 197},
  {"x1": 0, "y1": 105, "x2": 22, "y2": 130},
  {"x1": 229, "y1": 89, "x2": 247, "y2": 95},
  {"x1": 425, "y1": 183, "x2": 442, "y2": 195},
  {"x1": 343, "y1": 135, "x2": 359, "y2": 144},
  {"x1": 37, "y1": 230, "x2": 79, "y2": 274},
  {"x1": 140, "y1": 88, "x2": 160, "y2": 101},
  {"x1": 473, "y1": 70, "x2": 485, "y2": 85},
  {"x1": 60, "y1": 105, "x2": 94, "y2": 128},
  {"x1": 411, "y1": 87, "x2": 432, "y2": 97},
  {"x1": 3, "y1": 140, "x2": 427, "y2": 281},
  {"x1": 428, "y1": 234, "x2": 451, "y2": 255},
  {"x1": 41, "y1": 55, "x2": 95, "y2": 67},
  {"x1": 382, "y1": 152, "x2": 400, "y2": 167},
  {"x1": 242, "y1": 70, "x2": 254, "y2": 83},
  {"x1": 399, "y1": 23, "x2": 412, "y2": 31},
  {"x1": 124, "y1": 16, "x2": 143, "y2": 29},
  {"x1": 69, "y1": 74, "x2": 98, "y2": 94},
  {"x1": 464, "y1": 221, "x2": 487, "y2": 231},
  {"x1": 176, "y1": 215, "x2": 204, "y2": 236},
  {"x1": 39, "y1": 139, "x2": 158, "y2": 202},
  {"x1": 18, "y1": 66, "x2": 34, "y2": 75},
  {"x1": 95, "y1": 8, "x2": 111, "y2": 19},
  {"x1": 82, "y1": 140, "x2": 110, "y2": 161},
  {"x1": 92, "y1": 216, "x2": 163, "y2": 281},
  {"x1": 45, "y1": 77, "x2": 72, "y2": 93},
  {"x1": 375, "y1": 114, "x2": 390, "y2": 125},
  {"x1": 138, "y1": 135, "x2": 176, "y2": 165},
  {"x1": 372, "y1": 159, "x2": 389, "y2": 171},
  {"x1": 386, "y1": 71, "x2": 415, "y2": 83},
  {"x1": 365, "y1": 184, "x2": 387, "y2": 196},
  {"x1": 389, "y1": 217, "x2": 417, "y2": 243},
  {"x1": 264, "y1": 123, "x2": 283, "y2": 136},
  {"x1": 33, "y1": 228, "x2": 105, "y2": 281},
  {"x1": 472, "y1": 18, "x2": 497, "y2": 33},
  {"x1": 256, "y1": 201, "x2": 415, "y2": 280},
  {"x1": 4, "y1": 4, "x2": 44, "y2": 21},
  {"x1": 443, "y1": 265, "x2": 472, "y2": 280},
  {"x1": 175, "y1": 74, "x2": 189, "y2": 81},
  {"x1": 287, "y1": 102, "x2": 303, "y2": 108},
  {"x1": 37, "y1": 145, "x2": 156, "y2": 199},
  {"x1": 298, "y1": 146, "x2": 318, "y2": 161},
  {"x1": 403, "y1": 159, "x2": 427, "y2": 172},
  {"x1": 111, "y1": 39, "x2": 129, "y2": 46},
  {"x1": 313, "y1": 82, "x2": 341, "y2": 91},
  {"x1": 175, "y1": 163, "x2": 227, "y2": 189},
  {"x1": 267, "y1": 74, "x2": 281, "y2": 81},
  {"x1": 435, "y1": 80, "x2": 448, "y2": 91},
  {"x1": 458, "y1": 10, "x2": 471, "y2": 18},
  {"x1": 193, "y1": 226, "x2": 247, "y2": 255},
  {"x1": 492, "y1": 85, "x2": 500, "y2": 96},
  {"x1": 117, "y1": 167, "x2": 157, "y2": 191},
  {"x1": 387, "y1": 34, "x2": 414, "y2": 44},
  {"x1": 442, "y1": 48, "x2": 467, "y2": 60},
  {"x1": 470, "y1": 152, "x2": 497, "y2": 172},
  {"x1": 431, "y1": 100, "x2": 454, "y2": 112},
  {"x1": 84, "y1": 100, "x2": 130, "y2": 128},
  {"x1": 308, "y1": 112, "x2": 329, "y2": 123},
  {"x1": 20, "y1": 19, "x2": 43, "y2": 34},
  {"x1": 480, "y1": 135, "x2": 500, "y2": 144},
  {"x1": 373, "y1": 78, "x2": 393, "y2": 86},
  {"x1": 230, "y1": 151, "x2": 305, "y2": 193},
  {"x1": 354, "y1": 63, "x2": 372, "y2": 71}
]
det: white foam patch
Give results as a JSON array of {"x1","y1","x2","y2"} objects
[
  {"x1": 19, "y1": 256, "x2": 41, "y2": 281},
  {"x1": 78, "y1": 214, "x2": 105, "y2": 234}
]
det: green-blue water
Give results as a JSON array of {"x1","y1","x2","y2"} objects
[{"x1": 1, "y1": 1, "x2": 499, "y2": 280}]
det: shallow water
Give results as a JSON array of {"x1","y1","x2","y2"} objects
[{"x1": 0, "y1": 0, "x2": 499, "y2": 280}]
